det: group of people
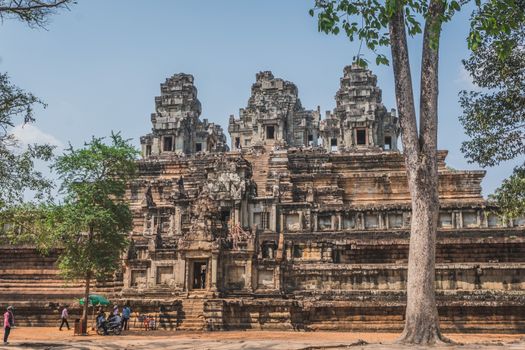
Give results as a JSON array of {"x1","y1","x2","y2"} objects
[
  {"x1": 57, "y1": 303, "x2": 132, "y2": 335},
  {"x1": 95, "y1": 304, "x2": 132, "y2": 335},
  {"x1": 3, "y1": 303, "x2": 135, "y2": 344}
]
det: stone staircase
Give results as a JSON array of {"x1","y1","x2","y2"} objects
[
  {"x1": 267, "y1": 150, "x2": 294, "y2": 201},
  {"x1": 177, "y1": 298, "x2": 206, "y2": 330},
  {"x1": 245, "y1": 150, "x2": 270, "y2": 196}
]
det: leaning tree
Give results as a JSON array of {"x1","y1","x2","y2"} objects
[{"x1": 310, "y1": 0, "x2": 524, "y2": 344}]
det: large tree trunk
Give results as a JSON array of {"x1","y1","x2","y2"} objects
[
  {"x1": 389, "y1": 0, "x2": 450, "y2": 344},
  {"x1": 399, "y1": 174, "x2": 443, "y2": 343},
  {"x1": 82, "y1": 270, "x2": 91, "y2": 335}
]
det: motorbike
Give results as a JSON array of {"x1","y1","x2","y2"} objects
[{"x1": 96, "y1": 314, "x2": 122, "y2": 335}]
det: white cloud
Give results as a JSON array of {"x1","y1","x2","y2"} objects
[
  {"x1": 454, "y1": 66, "x2": 479, "y2": 90},
  {"x1": 10, "y1": 123, "x2": 63, "y2": 148}
]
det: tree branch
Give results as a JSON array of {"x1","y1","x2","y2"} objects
[
  {"x1": 388, "y1": 4, "x2": 418, "y2": 163},
  {"x1": 0, "y1": 0, "x2": 73, "y2": 27},
  {"x1": 0, "y1": 0, "x2": 70, "y2": 12},
  {"x1": 419, "y1": 0, "x2": 444, "y2": 158}
]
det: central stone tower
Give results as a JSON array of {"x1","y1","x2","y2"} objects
[{"x1": 228, "y1": 71, "x2": 320, "y2": 150}]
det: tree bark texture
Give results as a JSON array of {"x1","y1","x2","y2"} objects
[{"x1": 389, "y1": 0, "x2": 449, "y2": 344}]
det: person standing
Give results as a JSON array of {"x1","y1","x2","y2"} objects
[
  {"x1": 59, "y1": 305, "x2": 70, "y2": 331},
  {"x1": 121, "y1": 305, "x2": 131, "y2": 331},
  {"x1": 3, "y1": 306, "x2": 14, "y2": 345},
  {"x1": 107, "y1": 305, "x2": 118, "y2": 325}
]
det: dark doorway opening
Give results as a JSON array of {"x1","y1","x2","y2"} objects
[
  {"x1": 384, "y1": 136, "x2": 392, "y2": 150},
  {"x1": 266, "y1": 125, "x2": 275, "y2": 139},
  {"x1": 332, "y1": 249, "x2": 341, "y2": 263},
  {"x1": 192, "y1": 261, "x2": 207, "y2": 289},
  {"x1": 330, "y1": 138, "x2": 338, "y2": 152},
  {"x1": 195, "y1": 142, "x2": 202, "y2": 152},
  {"x1": 356, "y1": 129, "x2": 366, "y2": 145},
  {"x1": 221, "y1": 209, "x2": 231, "y2": 227},
  {"x1": 293, "y1": 245, "x2": 303, "y2": 258},
  {"x1": 163, "y1": 136, "x2": 173, "y2": 152}
]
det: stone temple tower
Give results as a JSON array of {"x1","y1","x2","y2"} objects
[
  {"x1": 320, "y1": 64, "x2": 400, "y2": 151},
  {"x1": 140, "y1": 74, "x2": 228, "y2": 157},
  {"x1": 228, "y1": 71, "x2": 320, "y2": 150}
]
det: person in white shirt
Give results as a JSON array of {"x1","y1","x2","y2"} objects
[{"x1": 59, "y1": 306, "x2": 70, "y2": 331}]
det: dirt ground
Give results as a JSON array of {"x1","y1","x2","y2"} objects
[{"x1": 1, "y1": 327, "x2": 524, "y2": 350}]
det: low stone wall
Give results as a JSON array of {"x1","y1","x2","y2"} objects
[
  {"x1": 341, "y1": 242, "x2": 525, "y2": 264},
  {"x1": 283, "y1": 263, "x2": 525, "y2": 292},
  {"x1": 215, "y1": 296, "x2": 525, "y2": 333},
  {"x1": 222, "y1": 299, "x2": 299, "y2": 330},
  {"x1": 7, "y1": 294, "x2": 525, "y2": 332}
]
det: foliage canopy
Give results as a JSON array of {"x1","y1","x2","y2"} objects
[
  {"x1": 460, "y1": 21, "x2": 525, "y2": 218},
  {"x1": 52, "y1": 132, "x2": 138, "y2": 280},
  {"x1": 0, "y1": 73, "x2": 54, "y2": 209},
  {"x1": 2, "y1": 133, "x2": 139, "y2": 279},
  {"x1": 310, "y1": 0, "x2": 524, "y2": 66},
  {"x1": 0, "y1": 0, "x2": 76, "y2": 209}
]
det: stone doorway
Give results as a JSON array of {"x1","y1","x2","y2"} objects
[{"x1": 192, "y1": 261, "x2": 207, "y2": 289}]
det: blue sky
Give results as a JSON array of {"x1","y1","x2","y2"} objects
[{"x1": 1, "y1": 0, "x2": 519, "y2": 196}]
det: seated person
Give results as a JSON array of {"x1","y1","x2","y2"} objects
[
  {"x1": 96, "y1": 310, "x2": 108, "y2": 335},
  {"x1": 149, "y1": 317, "x2": 156, "y2": 330}
]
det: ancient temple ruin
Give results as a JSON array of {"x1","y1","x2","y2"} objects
[{"x1": 1, "y1": 65, "x2": 524, "y2": 332}]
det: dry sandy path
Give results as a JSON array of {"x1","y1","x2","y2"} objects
[{"x1": 1, "y1": 328, "x2": 524, "y2": 349}]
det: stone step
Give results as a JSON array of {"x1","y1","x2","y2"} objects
[
  {"x1": 0, "y1": 281, "x2": 83, "y2": 287},
  {"x1": 0, "y1": 269, "x2": 61, "y2": 276},
  {"x1": 179, "y1": 319, "x2": 204, "y2": 323},
  {"x1": 177, "y1": 299, "x2": 205, "y2": 330},
  {"x1": 0, "y1": 288, "x2": 84, "y2": 294},
  {"x1": 178, "y1": 323, "x2": 204, "y2": 327},
  {"x1": 177, "y1": 326, "x2": 204, "y2": 331}
]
